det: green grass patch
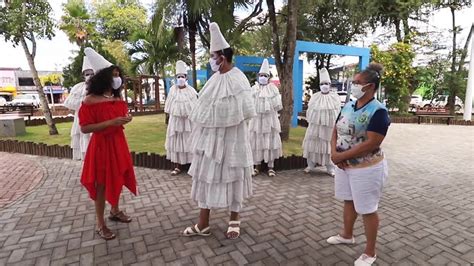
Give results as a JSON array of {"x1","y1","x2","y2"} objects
[{"x1": 3, "y1": 114, "x2": 305, "y2": 156}]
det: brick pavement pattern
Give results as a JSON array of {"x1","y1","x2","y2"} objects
[
  {"x1": 0, "y1": 123, "x2": 473, "y2": 265},
  {"x1": 0, "y1": 153, "x2": 44, "y2": 208}
]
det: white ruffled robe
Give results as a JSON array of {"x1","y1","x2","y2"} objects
[
  {"x1": 63, "y1": 82, "x2": 91, "y2": 160},
  {"x1": 188, "y1": 67, "x2": 256, "y2": 212},
  {"x1": 302, "y1": 91, "x2": 340, "y2": 166},
  {"x1": 248, "y1": 83, "x2": 283, "y2": 166},
  {"x1": 164, "y1": 84, "x2": 198, "y2": 165}
]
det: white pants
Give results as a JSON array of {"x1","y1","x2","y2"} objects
[
  {"x1": 335, "y1": 159, "x2": 388, "y2": 214},
  {"x1": 307, "y1": 159, "x2": 335, "y2": 173}
]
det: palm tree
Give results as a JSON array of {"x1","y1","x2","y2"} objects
[
  {"x1": 59, "y1": 0, "x2": 95, "y2": 47},
  {"x1": 153, "y1": 0, "x2": 211, "y2": 90},
  {"x1": 128, "y1": 12, "x2": 183, "y2": 96},
  {"x1": 153, "y1": 0, "x2": 265, "y2": 89}
]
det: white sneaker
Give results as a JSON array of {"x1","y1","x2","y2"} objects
[
  {"x1": 327, "y1": 171, "x2": 335, "y2": 177},
  {"x1": 326, "y1": 234, "x2": 355, "y2": 245},
  {"x1": 354, "y1": 254, "x2": 376, "y2": 266},
  {"x1": 304, "y1": 167, "x2": 312, "y2": 173}
]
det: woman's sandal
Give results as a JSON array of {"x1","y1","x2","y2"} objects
[
  {"x1": 252, "y1": 168, "x2": 260, "y2": 177},
  {"x1": 268, "y1": 169, "x2": 276, "y2": 177},
  {"x1": 226, "y1": 221, "x2": 241, "y2": 239},
  {"x1": 96, "y1": 226, "x2": 116, "y2": 240},
  {"x1": 108, "y1": 211, "x2": 132, "y2": 223},
  {"x1": 171, "y1": 168, "x2": 182, "y2": 176},
  {"x1": 182, "y1": 224, "x2": 211, "y2": 237}
]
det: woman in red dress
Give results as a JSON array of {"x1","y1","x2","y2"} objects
[{"x1": 79, "y1": 62, "x2": 137, "y2": 240}]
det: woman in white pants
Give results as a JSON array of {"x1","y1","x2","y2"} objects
[{"x1": 327, "y1": 63, "x2": 390, "y2": 266}]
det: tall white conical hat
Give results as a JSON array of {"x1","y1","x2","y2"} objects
[
  {"x1": 259, "y1": 59, "x2": 270, "y2": 75},
  {"x1": 209, "y1": 22, "x2": 230, "y2": 52},
  {"x1": 81, "y1": 55, "x2": 93, "y2": 73},
  {"x1": 319, "y1": 68, "x2": 331, "y2": 84},
  {"x1": 84, "y1": 47, "x2": 113, "y2": 73},
  {"x1": 175, "y1": 60, "x2": 187, "y2": 75}
]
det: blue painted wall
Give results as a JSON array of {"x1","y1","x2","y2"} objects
[{"x1": 208, "y1": 41, "x2": 371, "y2": 128}]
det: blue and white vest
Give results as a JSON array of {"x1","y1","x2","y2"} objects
[{"x1": 336, "y1": 99, "x2": 387, "y2": 167}]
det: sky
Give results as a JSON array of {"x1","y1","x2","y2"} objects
[{"x1": 0, "y1": 1, "x2": 472, "y2": 71}]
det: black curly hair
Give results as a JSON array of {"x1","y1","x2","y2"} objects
[{"x1": 86, "y1": 65, "x2": 123, "y2": 98}]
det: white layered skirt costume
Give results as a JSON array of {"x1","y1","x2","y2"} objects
[
  {"x1": 248, "y1": 83, "x2": 283, "y2": 167},
  {"x1": 63, "y1": 82, "x2": 90, "y2": 160},
  {"x1": 302, "y1": 92, "x2": 340, "y2": 166},
  {"x1": 188, "y1": 68, "x2": 256, "y2": 212},
  {"x1": 164, "y1": 84, "x2": 198, "y2": 165}
]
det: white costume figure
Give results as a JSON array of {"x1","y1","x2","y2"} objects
[
  {"x1": 303, "y1": 68, "x2": 340, "y2": 176},
  {"x1": 164, "y1": 60, "x2": 198, "y2": 174},
  {"x1": 84, "y1": 47, "x2": 113, "y2": 74},
  {"x1": 64, "y1": 56, "x2": 94, "y2": 160},
  {"x1": 248, "y1": 59, "x2": 283, "y2": 177},
  {"x1": 183, "y1": 22, "x2": 256, "y2": 239}
]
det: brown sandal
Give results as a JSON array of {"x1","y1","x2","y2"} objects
[
  {"x1": 108, "y1": 211, "x2": 132, "y2": 223},
  {"x1": 96, "y1": 226, "x2": 116, "y2": 240}
]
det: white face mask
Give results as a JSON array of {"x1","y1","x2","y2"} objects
[
  {"x1": 351, "y1": 84, "x2": 369, "y2": 99},
  {"x1": 209, "y1": 57, "x2": 221, "y2": 72},
  {"x1": 320, "y1": 84, "x2": 330, "y2": 93},
  {"x1": 112, "y1": 77, "x2": 122, "y2": 90},
  {"x1": 177, "y1": 77, "x2": 187, "y2": 87},
  {"x1": 258, "y1": 76, "x2": 269, "y2": 85}
]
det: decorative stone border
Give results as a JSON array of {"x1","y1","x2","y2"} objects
[{"x1": 0, "y1": 140, "x2": 307, "y2": 171}]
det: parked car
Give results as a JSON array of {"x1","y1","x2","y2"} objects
[
  {"x1": 421, "y1": 95, "x2": 463, "y2": 111},
  {"x1": 337, "y1": 91, "x2": 356, "y2": 107},
  {"x1": 410, "y1": 95, "x2": 423, "y2": 108},
  {"x1": 0, "y1": 96, "x2": 6, "y2": 106},
  {"x1": 5, "y1": 94, "x2": 41, "y2": 108}
]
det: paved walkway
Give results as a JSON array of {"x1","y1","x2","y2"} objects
[
  {"x1": 0, "y1": 153, "x2": 44, "y2": 208},
  {"x1": 0, "y1": 124, "x2": 473, "y2": 265}
]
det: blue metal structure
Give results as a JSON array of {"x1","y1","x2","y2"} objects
[
  {"x1": 234, "y1": 56, "x2": 276, "y2": 73},
  {"x1": 233, "y1": 41, "x2": 370, "y2": 127},
  {"x1": 292, "y1": 41, "x2": 371, "y2": 126}
]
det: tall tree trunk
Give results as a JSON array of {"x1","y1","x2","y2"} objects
[
  {"x1": 457, "y1": 23, "x2": 473, "y2": 71},
  {"x1": 448, "y1": 5, "x2": 457, "y2": 114},
  {"x1": 394, "y1": 18, "x2": 403, "y2": 42},
  {"x1": 315, "y1": 56, "x2": 321, "y2": 87},
  {"x1": 326, "y1": 55, "x2": 332, "y2": 69},
  {"x1": 20, "y1": 37, "x2": 58, "y2": 135},
  {"x1": 161, "y1": 68, "x2": 168, "y2": 98},
  {"x1": 267, "y1": 0, "x2": 298, "y2": 141},
  {"x1": 174, "y1": 26, "x2": 185, "y2": 54},
  {"x1": 402, "y1": 18, "x2": 410, "y2": 43},
  {"x1": 189, "y1": 23, "x2": 198, "y2": 91}
]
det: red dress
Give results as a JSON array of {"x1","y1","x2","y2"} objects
[{"x1": 79, "y1": 100, "x2": 137, "y2": 206}]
